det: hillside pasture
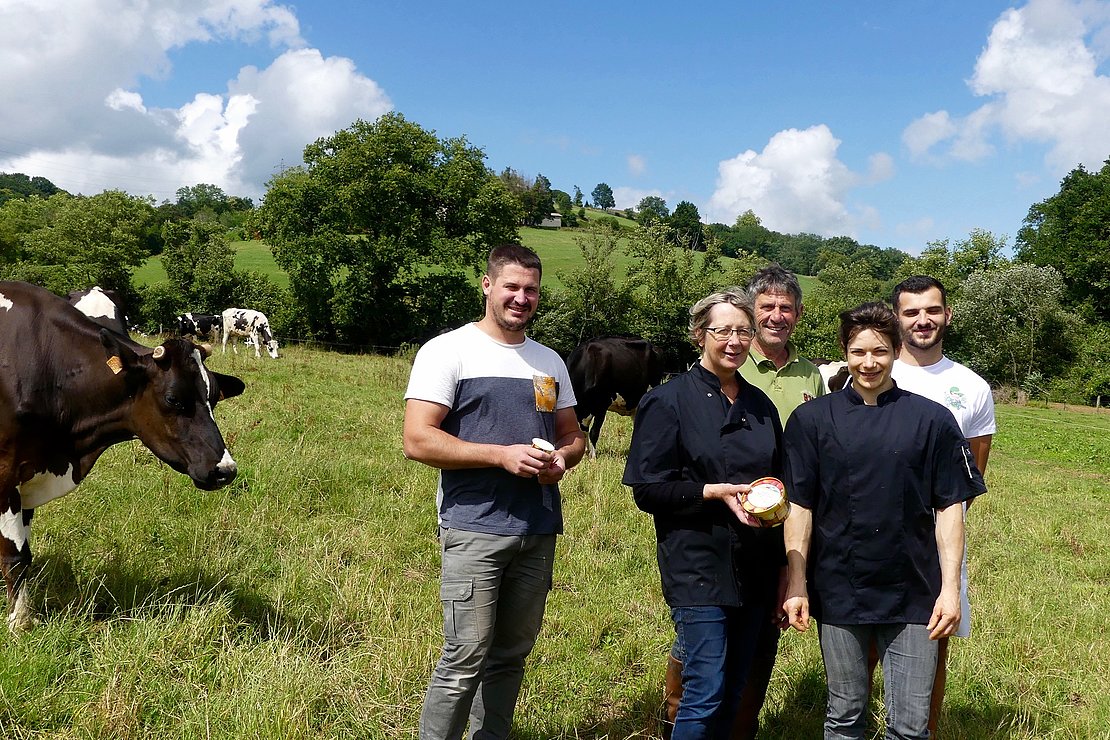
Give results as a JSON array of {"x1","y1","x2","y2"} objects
[
  {"x1": 132, "y1": 228, "x2": 807, "y2": 297},
  {"x1": 1, "y1": 344, "x2": 1107, "y2": 738}
]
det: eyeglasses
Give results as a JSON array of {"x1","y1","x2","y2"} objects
[{"x1": 704, "y1": 326, "x2": 756, "y2": 341}]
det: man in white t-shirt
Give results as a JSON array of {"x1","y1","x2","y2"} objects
[
  {"x1": 891, "y1": 275, "x2": 995, "y2": 739},
  {"x1": 404, "y1": 243, "x2": 586, "y2": 739}
]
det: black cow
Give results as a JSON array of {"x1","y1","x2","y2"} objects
[
  {"x1": 567, "y1": 335, "x2": 664, "y2": 457},
  {"x1": 176, "y1": 312, "x2": 222, "y2": 343},
  {"x1": 67, "y1": 286, "x2": 129, "y2": 336},
  {"x1": 0, "y1": 281, "x2": 245, "y2": 631}
]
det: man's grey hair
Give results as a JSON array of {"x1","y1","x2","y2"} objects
[{"x1": 746, "y1": 263, "x2": 803, "y2": 309}]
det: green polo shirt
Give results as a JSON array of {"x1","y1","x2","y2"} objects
[{"x1": 740, "y1": 343, "x2": 825, "y2": 425}]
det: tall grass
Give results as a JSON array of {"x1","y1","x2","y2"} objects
[{"x1": 6, "y1": 345, "x2": 1105, "y2": 737}]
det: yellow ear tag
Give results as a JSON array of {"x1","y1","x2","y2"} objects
[{"x1": 106, "y1": 356, "x2": 123, "y2": 374}]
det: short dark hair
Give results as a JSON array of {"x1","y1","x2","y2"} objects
[
  {"x1": 838, "y1": 302, "x2": 901, "y2": 354},
  {"x1": 746, "y1": 263, "x2": 803, "y2": 308},
  {"x1": 487, "y1": 243, "x2": 542, "y2": 280},
  {"x1": 891, "y1": 275, "x2": 946, "y2": 311}
]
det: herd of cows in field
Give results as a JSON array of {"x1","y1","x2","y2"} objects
[{"x1": 0, "y1": 279, "x2": 849, "y2": 633}]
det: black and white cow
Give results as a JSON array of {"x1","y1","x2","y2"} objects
[
  {"x1": 67, "y1": 286, "x2": 129, "y2": 336},
  {"x1": 814, "y1": 359, "x2": 851, "y2": 393},
  {"x1": 567, "y1": 335, "x2": 665, "y2": 457},
  {"x1": 221, "y1": 308, "x2": 279, "y2": 359},
  {"x1": 176, "y1": 313, "x2": 222, "y2": 343},
  {"x1": 0, "y1": 281, "x2": 245, "y2": 631}
]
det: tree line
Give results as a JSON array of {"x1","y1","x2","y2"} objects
[{"x1": 1, "y1": 112, "x2": 1107, "y2": 405}]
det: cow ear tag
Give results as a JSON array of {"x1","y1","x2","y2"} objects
[{"x1": 106, "y1": 356, "x2": 123, "y2": 374}]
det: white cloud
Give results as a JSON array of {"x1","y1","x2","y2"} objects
[
  {"x1": 866, "y1": 153, "x2": 895, "y2": 184},
  {"x1": 903, "y1": 111, "x2": 957, "y2": 159},
  {"x1": 627, "y1": 154, "x2": 646, "y2": 176},
  {"x1": 705, "y1": 125, "x2": 864, "y2": 236},
  {"x1": 903, "y1": 0, "x2": 1110, "y2": 174},
  {"x1": 0, "y1": 0, "x2": 389, "y2": 199}
]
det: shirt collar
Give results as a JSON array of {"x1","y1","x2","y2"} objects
[
  {"x1": 748, "y1": 342, "x2": 798, "y2": 368},
  {"x1": 843, "y1": 378, "x2": 904, "y2": 406}
]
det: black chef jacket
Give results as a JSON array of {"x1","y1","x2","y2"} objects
[
  {"x1": 623, "y1": 363, "x2": 785, "y2": 608},
  {"x1": 784, "y1": 382, "x2": 987, "y2": 625}
]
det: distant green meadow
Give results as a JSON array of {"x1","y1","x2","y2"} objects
[
  {"x1": 1, "y1": 345, "x2": 1107, "y2": 738},
  {"x1": 132, "y1": 224, "x2": 816, "y2": 297}
]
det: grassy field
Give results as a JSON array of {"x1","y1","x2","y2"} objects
[
  {"x1": 2, "y1": 345, "x2": 1108, "y2": 738},
  {"x1": 131, "y1": 226, "x2": 816, "y2": 297}
]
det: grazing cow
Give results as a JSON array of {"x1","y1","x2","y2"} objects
[
  {"x1": 67, "y1": 286, "x2": 129, "y2": 336},
  {"x1": 0, "y1": 281, "x2": 245, "y2": 631},
  {"x1": 814, "y1": 359, "x2": 851, "y2": 393},
  {"x1": 176, "y1": 313, "x2": 222, "y2": 344},
  {"x1": 222, "y1": 308, "x2": 279, "y2": 359},
  {"x1": 567, "y1": 335, "x2": 665, "y2": 457}
]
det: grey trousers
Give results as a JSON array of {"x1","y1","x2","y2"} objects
[{"x1": 419, "y1": 529, "x2": 556, "y2": 740}]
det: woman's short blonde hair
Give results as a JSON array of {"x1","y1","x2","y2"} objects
[{"x1": 688, "y1": 288, "x2": 755, "y2": 346}]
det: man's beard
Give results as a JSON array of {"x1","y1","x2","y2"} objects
[
  {"x1": 904, "y1": 319, "x2": 947, "y2": 350},
  {"x1": 492, "y1": 302, "x2": 531, "y2": 332}
]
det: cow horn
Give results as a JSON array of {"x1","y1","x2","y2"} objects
[
  {"x1": 152, "y1": 345, "x2": 166, "y2": 359},
  {"x1": 199, "y1": 343, "x2": 212, "y2": 358}
]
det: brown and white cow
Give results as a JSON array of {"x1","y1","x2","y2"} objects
[
  {"x1": 567, "y1": 335, "x2": 665, "y2": 457},
  {"x1": 0, "y1": 281, "x2": 245, "y2": 631},
  {"x1": 222, "y1": 308, "x2": 279, "y2": 359}
]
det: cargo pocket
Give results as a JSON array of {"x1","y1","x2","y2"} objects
[{"x1": 440, "y1": 579, "x2": 478, "y2": 643}]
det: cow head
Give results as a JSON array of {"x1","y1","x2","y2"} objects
[
  {"x1": 258, "y1": 323, "x2": 279, "y2": 359},
  {"x1": 100, "y1": 331, "x2": 245, "y2": 490}
]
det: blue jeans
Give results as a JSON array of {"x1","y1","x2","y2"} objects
[
  {"x1": 419, "y1": 529, "x2": 556, "y2": 740},
  {"x1": 818, "y1": 623, "x2": 937, "y2": 740},
  {"x1": 670, "y1": 603, "x2": 767, "y2": 740}
]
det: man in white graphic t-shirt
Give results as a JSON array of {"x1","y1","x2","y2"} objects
[{"x1": 891, "y1": 275, "x2": 995, "y2": 739}]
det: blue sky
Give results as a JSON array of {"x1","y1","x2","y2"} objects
[{"x1": 4, "y1": 1, "x2": 1110, "y2": 255}]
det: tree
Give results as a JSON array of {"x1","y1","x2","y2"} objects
[
  {"x1": 519, "y1": 173, "x2": 555, "y2": 226},
  {"x1": 591, "y1": 183, "x2": 615, "y2": 210},
  {"x1": 668, "y1": 201, "x2": 704, "y2": 251},
  {"x1": 951, "y1": 264, "x2": 1076, "y2": 387},
  {"x1": 791, "y1": 261, "x2": 884, "y2": 360},
  {"x1": 531, "y1": 226, "x2": 636, "y2": 355},
  {"x1": 175, "y1": 184, "x2": 229, "y2": 219},
  {"x1": 636, "y1": 195, "x2": 669, "y2": 226},
  {"x1": 14, "y1": 190, "x2": 154, "y2": 303},
  {"x1": 160, "y1": 218, "x2": 237, "y2": 312},
  {"x1": 252, "y1": 113, "x2": 520, "y2": 346},
  {"x1": 573, "y1": 185, "x2": 584, "y2": 207},
  {"x1": 1017, "y1": 161, "x2": 1110, "y2": 319}
]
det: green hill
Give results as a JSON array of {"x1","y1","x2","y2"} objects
[{"x1": 134, "y1": 228, "x2": 815, "y2": 296}]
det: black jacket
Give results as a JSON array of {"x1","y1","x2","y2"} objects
[{"x1": 623, "y1": 363, "x2": 786, "y2": 608}]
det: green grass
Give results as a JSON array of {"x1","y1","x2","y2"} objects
[
  {"x1": 3, "y1": 345, "x2": 1108, "y2": 738},
  {"x1": 134, "y1": 241, "x2": 288, "y2": 289}
]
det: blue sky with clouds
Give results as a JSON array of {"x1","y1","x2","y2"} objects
[{"x1": 3, "y1": 0, "x2": 1110, "y2": 255}]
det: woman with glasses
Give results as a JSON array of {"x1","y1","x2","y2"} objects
[
  {"x1": 624, "y1": 288, "x2": 786, "y2": 739},
  {"x1": 781, "y1": 303, "x2": 985, "y2": 740}
]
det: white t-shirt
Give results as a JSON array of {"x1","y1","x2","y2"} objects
[
  {"x1": 892, "y1": 355, "x2": 995, "y2": 638},
  {"x1": 892, "y1": 356, "x2": 996, "y2": 439}
]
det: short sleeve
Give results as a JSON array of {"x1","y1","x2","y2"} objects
[
  {"x1": 404, "y1": 337, "x2": 460, "y2": 408},
  {"x1": 783, "y1": 406, "x2": 821, "y2": 509},
  {"x1": 931, "y1": 413, "x2": 988, "y2": 509}
]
